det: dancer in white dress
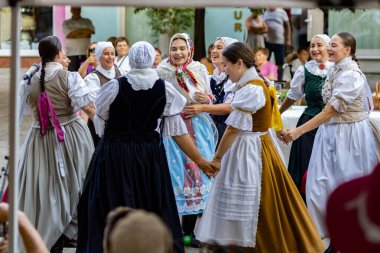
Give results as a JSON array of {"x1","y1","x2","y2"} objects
[
  {"x1": 196, "y1": 42, "x2": 323, "y2": 253},
  {"x1": 284, "y1": 32, "x2": 380, "y2": 243}
]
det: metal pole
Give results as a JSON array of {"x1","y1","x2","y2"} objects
[{"x1": 8, "y1": 2, "x2": 21, "y2": 252}]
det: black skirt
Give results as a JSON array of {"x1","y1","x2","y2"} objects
[
  {"x1": 76, "y1": 131, "x2": 184, "y2": 253},
  {"x1": 287, "y1": 113, "x2": 318, "y2": 197}
]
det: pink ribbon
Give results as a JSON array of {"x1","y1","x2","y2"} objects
[{"x1": 37, "y1": 92, "x2": 64, "y2": 142}]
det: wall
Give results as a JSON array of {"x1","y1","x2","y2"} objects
[{"x1": 82, "y1": 6, "x2": 120, "y2": 42}]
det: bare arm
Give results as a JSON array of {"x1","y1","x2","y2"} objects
[
  {"x1": 0, "y1": 203, "x2": 48, "y2": 253},
  {"x1": 279, "y1": 97, "x2": 296, "y2": 114},
  {"x1": 81, "y1": 102, "x2": 96, "y2": 120},
  {"x1": 66, "y1": 28, "x2": 94, "y2": 39},
  {"x1": 18, "y1": 212, "x2": 49, "y2": 253},
  {"x1": 213, "y1": 126, "x2": 240, "y2": 161},
  {"x1": 183, "y1": 103, "x2": 232, "y2": 117},
  {"x1": 78, "y1": 60, "x2": 90, "y2": 78},
  {"x1": 172, "y1": 134, "x2": 218, "y2": 175},
  {"x1": 284, "y1": 20, "x2": 291, "y2": 47},
  {"x1": 284, "y1": 104, "x2": 338, "y2": 142}
]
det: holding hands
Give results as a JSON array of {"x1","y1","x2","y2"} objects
[
  {"x1": 276, "y1": 129, "x2": 302, "y2": 144},
  {"x1": 196, "y1": 157, "x2": 220, "y2": 178}
]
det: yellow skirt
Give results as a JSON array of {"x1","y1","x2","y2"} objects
[{"x1": 243, "y1": 135, "x2": 324, "y2": 253}]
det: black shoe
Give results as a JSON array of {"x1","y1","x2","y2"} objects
[
  {"x1": 63, "y1": 238, "x2": 77, "y2": 248},
  {"x1": 324, "y1": 244, "x2": 335, "y2": 253},
  {"x1": 50, "y1": 234, "x2": 68, "y2": 253}
]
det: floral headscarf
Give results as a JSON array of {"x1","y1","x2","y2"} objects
[{"x1": 169, "y1": 33, "x2": 198, "y2": 93}]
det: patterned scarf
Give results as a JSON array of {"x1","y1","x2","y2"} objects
[{"x1": 169, "y1": 33, "x2": 198, "y2": 93}]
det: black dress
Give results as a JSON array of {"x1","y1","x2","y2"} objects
[{"x1": 76, "y1": 77, "x2": 184, "y2": 253}]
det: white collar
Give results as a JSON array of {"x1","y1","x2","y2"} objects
[
  {"x1": 95, "y1": 65, "x2": 116, "y2": 80},
  {"x1": 126, "y1": 68, "x2": 159, "y2": 91},
  {"x1": 336, "y1": 56, "x2": 357, "y2": 70},
  {"x1": 212, "y1": 68, "x2": 228, "y2": 84},
  {"x1": 235, "y1": 67, "x2": 261, "y2": 90},
  {"x1": 35, "y1": 62, "x2": 63, "y2": 81},
  {"x1": 304, "y1": 60, "x2": 333, "y2": 77}
]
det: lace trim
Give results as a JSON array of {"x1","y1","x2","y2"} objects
[
  {"x1": 173, "y1": 183, "x2": 213, "y2": 197},
  {"x1": 177, "y1": 200, "x2": 207, "y2": 214},
  {"x1": 225, "y1": 110, "x2": 253, "y2": 131},
  {"x1": 287, "y1": 89, "x2": 302, "y2": 101},
  {"x1": 162, "y1": 115, "x2": 188, "y2": 137}
]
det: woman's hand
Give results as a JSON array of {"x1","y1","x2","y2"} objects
[
  {"x1": 193, "y1": 92, "x2": 210, "y2": 104},
  {"x1": 276, "y1": 129, "x2": 288, "y2": 144},
  {"x1": 196, "y1": 158, "x2": 219, "y2": 177},
  {"x1": 183, "y1": 104, "x2": 205, "y2": 118},
  {"x1": 283, "y1": 128, "x2": 302, "y2": 143},
  {"x1": 210, "y1": 158, "x2": 221, "y2": 177}
]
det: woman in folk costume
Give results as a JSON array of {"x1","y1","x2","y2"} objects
[
  {"x1": 284, "y1": 32, "x2": 380, "y2": 248},
  {"x1": 184, "y1": 37, "x2": 237, "y2": 145},
  {"x1": 196, "y1": 42, "x2": 324, "y2": 253},
  {"x1": 156, "y1": 33, "x2": 217, "y2": 247},
  {"x1": 278, "y1": 34, "x2": 334, "y2": 196},
  {"x1": 76, "y1": 41, "x2": 217, "y2": 253},
  {"x1": 84, "y1": 41, "x2": 124, "y2": 146},
  {"x1": 17, "y1": 36, "x2": 95, "y2": 252}
]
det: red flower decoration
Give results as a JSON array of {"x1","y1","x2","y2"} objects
[{"x1": 319, "y1": 64, "x2": 325, "y2": 70}]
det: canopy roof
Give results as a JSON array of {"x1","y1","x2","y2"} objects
[{"x1": 1, "y1": 0, "x2": 380, "y2": 8}]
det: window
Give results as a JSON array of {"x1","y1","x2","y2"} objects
[
  {"x1": 329, "y1": 9, "x2": 380, "y2": 50},
  {"x1": 0, "y1": 6, "x2": 52, "y2": 50}
]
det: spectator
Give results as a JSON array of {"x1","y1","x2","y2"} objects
[
  {"x1": 153, "y1": 47, "x2": 162, "y2": 68},
  {"x1": 63, "y1": 6, "x2": 95, "y2": 71},
  {"x1": 200, "y1": 43, "x2": 215, "y2": 75},
  {"x1": 114, "y1": 37, "x2": 130, "y2": 72},
  {"x1": 107, "y1": 209, "x2": 174, "y2": 253},
  {"x1": 326, "y1": 163, "x2": 380, "y2": 253},
  {"x1": 78, "y1": 42, "x2": 98, "y2": 78},
  {"x1": 107, "y1": 36, "x2": 117, "y2": 49},
  {"x1": 254, "y1": 47, "x2": 278, "y2": 81},
  {"x1": 263, "y1": 8, "x2": 291, "y2": 80},
  {"x1": 282, "y1": 46, "x2": 310, "y2": 81},
  {"x1": 0, "y1": 203, "x2": 48, "y2": 253},
  {"x1": 245, "y1": 8, "x2": 267, "y2": 50}
]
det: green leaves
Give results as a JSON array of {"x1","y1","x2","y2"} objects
[{"x1": 134, "y1": 8, "x2": 195, "y2": 36}]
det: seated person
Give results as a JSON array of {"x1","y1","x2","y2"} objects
[{"x1": 254, "y1": 47, "x2": 278, "y2": 81}]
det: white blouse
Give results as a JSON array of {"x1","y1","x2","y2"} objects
[
  {"x1": 287, "y1": 60, "x2": 333, "y2": 101},
  {"x1": 323, "y1": 57, "x2": 367, "y2": 113},
  {"x1": 20, "y1": 62, "x2": 93, "y2": 112},
  {"x1": 84, "y1": 65, "x2": 126, "y2": 102},
  {"x1": 226, "y1": 68, "x2": 266, "y2": 131},
  {"x1": 93, "y1": 76, "x2": 188, "y2": 138}
]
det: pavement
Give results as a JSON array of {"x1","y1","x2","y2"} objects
[{"x1": 0, "y1": 68, "x2": 199, "y2": 253}]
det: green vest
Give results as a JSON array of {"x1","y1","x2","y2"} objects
[{"x1": 303, "y1": 67, "x2": 326, "y2": 116}]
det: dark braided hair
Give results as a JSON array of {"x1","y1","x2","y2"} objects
[
  {"x1": 222, "y1": 42, "x2": 269, "y2": 85},
  {"x1": 38, "y1": 36, "x2": 62, "y2": 92}
]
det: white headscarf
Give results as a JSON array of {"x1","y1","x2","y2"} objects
[
  {"x1": 94, "y1": 41, "x2": 114, "y2": 61},
  {"x1": 312, "y1": 34, "x2": 331, "y2": 46},
  {"x1": 215, "y1": 37, "x2": 238, "y2": 48},
  {"x1": 129, "y1": 41, "x2": 156, "y2": 69},
  {"x1": 126, "y1": 41, "x2": 159, "y2": 90},
  {"x1": 212, "y1": 37, "x2": 238, "y2": 83}
]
